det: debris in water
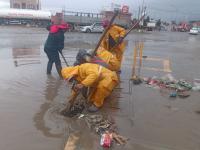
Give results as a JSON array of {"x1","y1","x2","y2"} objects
[
  {"x1": 100, "y1": 131, "x2": 113, "y2": 148},
  {"x1": 61, "y1": 103, "x2": 85, "y2": 117},
  {"x1": 142, "y1": 74, "x2": 199, "y2": 99},
  {"x1": 112, "y1": 132, "x2": 129, "y2": 145},
  {"x1": 169, "y1": 91, "x2": 177, "y2": 98},
  {"x1": 178, "y1": 91, "x2": 190, "y2": 98},
  {"x1": 64, "y1": 132, "x2": 80, "y2": 150},
  {"x1": 78, "y1": 114, "x2": 85, "y2": 119},
  {"x1": 130, "y1": 75, "x2": 142, "y2": 85}
]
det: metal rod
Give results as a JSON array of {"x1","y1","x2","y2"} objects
[{"x1": 60, "y1": 52, "x2": 69, "y2": 66}]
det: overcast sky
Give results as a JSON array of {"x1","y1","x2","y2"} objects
[{"x1": 0, "y1": 0, "x2": 200, "y2": 21}]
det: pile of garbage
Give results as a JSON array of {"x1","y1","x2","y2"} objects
[
  {"x1": 79, "y1": 114, "x2": 129, "y2": 148},
  {"x1": 143, "y1": 74, "x2": 200, "y2": 98}
]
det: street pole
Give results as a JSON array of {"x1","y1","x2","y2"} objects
[{"x1": 138, "y1": 6, "x2": 141, "y2": 20}]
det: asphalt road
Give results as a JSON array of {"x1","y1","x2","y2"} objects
[{"x1": 0, "y1": 26, "x2": 200, "y2": 150}]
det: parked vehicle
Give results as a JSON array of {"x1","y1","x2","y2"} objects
[
  {"x1": 146, "y1": 21, "x2": 156, "y2": 31},
  {"x1": 189, "y1": 27, "x2": 200, "y2": 35},
  {"x1": 80, "y1": 22, "x2": 104, "y2": 33}
]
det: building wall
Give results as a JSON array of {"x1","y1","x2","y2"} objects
[
  {"x1": 101, "y1": 11, "x2": 132, "y2": 27},
  {"x1": 10, "y1": 0, "x2": 40, "y2": 10}
]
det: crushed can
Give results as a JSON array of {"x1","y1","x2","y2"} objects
[{"x1": 100, "y1": 132, "x2": 112, "y2": 148}]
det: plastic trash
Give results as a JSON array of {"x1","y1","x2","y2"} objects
[
  {"x1": 178, "y1": 80, "x2": 193, "y2": 90},
  {"x1": 194, "y1": 79, "x2": 200, "y2": 85},
  {"x1": 161, "y1": 74, "x2": 176, "y2": 83},
  {"x1": 178, "y1": 91, "x2": 190, "y2": 98},
  {"x1": 192, "y1": 86, "x2": 200, "y2": 91},
  {"x1": 170, "y1": 91, "x2": 177, "y2": 98},
  {"x1": 100, "y1": 132, "x2": 113, "y2": 148},
  {"x1": 193, "y1": 79, "x2": 200, "y2": 91}
]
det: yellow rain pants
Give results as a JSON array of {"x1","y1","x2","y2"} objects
[{"x1": 61, "y1": 63, "x2": 118, "y2": 107}]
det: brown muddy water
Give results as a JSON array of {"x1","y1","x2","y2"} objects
[{"x1": 0, "y1": 26, "x2": 200, "y2": 150}]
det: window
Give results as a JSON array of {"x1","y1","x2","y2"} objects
[
  {"x1": 27, "y1": 4, "x2": 36, "y2": 9},
  {"x1": 22, "y1": 3, "x2": 26, "y2": 9},
  {"x1": 13, "y1": 3, "x2": 20, "y2": 8}
]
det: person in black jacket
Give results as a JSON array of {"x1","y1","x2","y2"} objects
[{"x1": 44, "y1": 23, "x2": 68, "y2": 77}]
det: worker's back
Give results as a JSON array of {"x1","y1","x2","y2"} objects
[{"x1": 44, "y1": 30, "x2": 64, "y2": 52}]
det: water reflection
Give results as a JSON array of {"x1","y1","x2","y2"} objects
[
  {"x1": 12, "y1": 48, "x2": 41, "y2": 67},
  {"x1": 33, "y1": 76, "x2": 64, "y2": 138}
]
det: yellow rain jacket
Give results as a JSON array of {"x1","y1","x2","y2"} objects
[
  {"x1": 61, "y1": 63, "x2": 118, "y2": 107},
  {"x1": 96, "y1": 47, "x2": 120, "y2": 71},
  {"x1": 101, "y1": 24, "x2": 126, "y2": 64}
]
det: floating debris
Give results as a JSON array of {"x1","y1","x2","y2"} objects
[{"x1": 143, "y1": 74, "x2": 198, "y2": 99}]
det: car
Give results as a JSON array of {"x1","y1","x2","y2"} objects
[
  {"x1": 80, "y1": 22, "x2": 104, "y2": 33},
  {"x1": 189, "y1": 27, "x2": 200, "y2": 35}
]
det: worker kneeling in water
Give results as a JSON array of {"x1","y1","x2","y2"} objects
[
  {"x1": 96, "y1": 47, "x2": 120, "y2": 71},
  {"x1": 74, "y1": 47, "x2": 120, "y2": 72},
  {"x1": 61, "y1": 63, "x2": 118, "y2": 112}
]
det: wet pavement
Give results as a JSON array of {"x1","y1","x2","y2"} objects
[{"x1": 0, "y1": 26, "x2": 200, "y2": 150}]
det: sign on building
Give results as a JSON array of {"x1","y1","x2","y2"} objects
[{"x1": 122, "y1": 5, "x2": 129, "y2": 14}]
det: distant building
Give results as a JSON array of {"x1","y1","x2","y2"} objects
[
  {"x1": 101, "y1": 11, "x2": 132, "y2": 28},
  {"x1": 10, "y1": 0, "x2": 41, "y2": 10},
  {"x1": 192, "y1": 21, "x2": 200, "y2": 27},
  {"x1": 101, "y1": 3, "x2": 132, "y2": 28}
]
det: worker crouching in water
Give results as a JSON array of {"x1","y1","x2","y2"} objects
[
  {"x1": 74, "y1": 47, "x2": 120, "y2": 72},
  {"x1": 101, "y1": 20, "x2": 126, "y2": 67},
  {"x1": 61, "y1": 63, "x2": 119, "y2": 112},
  {"x1": 44, "y1": 23, "x2": 69, "y2": 77}
]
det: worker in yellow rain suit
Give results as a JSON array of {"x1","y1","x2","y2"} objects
[
  {"x1": 61, "y1": 63, "x2": 118, "y2": 112},
  {"x1": 74, "y1": 47, "x2": 120, "y2": 72},
  {"x1": 101, "y1": 20, "x2": 126, "y2": 66},
  {"x1": 96, "y1": 46, "x2": 120, "y2": 71}
]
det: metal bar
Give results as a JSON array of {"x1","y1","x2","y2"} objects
[{"x1": 60, "y1": 52, "x2": 69, "y2": 66}]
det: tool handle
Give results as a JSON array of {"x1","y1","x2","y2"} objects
[{"x1": 59, "y1": 51, "x2": 69, "y2": 66}]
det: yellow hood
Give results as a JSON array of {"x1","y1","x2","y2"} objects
[{"x1": 61, "y1": 66, "x2": 79, "y2": 79}]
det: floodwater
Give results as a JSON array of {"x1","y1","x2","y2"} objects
[{"x1": 0, "y1": 26, "x2": 200, "y2": 150}]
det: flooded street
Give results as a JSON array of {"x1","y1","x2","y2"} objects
[{"x1": 0, "y1": 26, "x2": 200, "y2": 150}]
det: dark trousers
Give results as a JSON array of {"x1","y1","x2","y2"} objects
[{"x1": 45, "y1": 50, "x2": 62, "y2": 77}]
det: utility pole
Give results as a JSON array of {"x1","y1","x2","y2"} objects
[{"x1": 138, "y1": 6, "x2": 141, "y2": 20}]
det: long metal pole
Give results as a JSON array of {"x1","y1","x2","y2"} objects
[{"x1": 59, "y1": 52, "x2": 69, "y2": 66}]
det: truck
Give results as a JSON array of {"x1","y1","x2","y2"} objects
[
  {"x1": 0, "y1": 9, "x2": 51, "y2": 27},
  {"x1": 63, "y1": 10, "x2": 132, "y2": 31}
]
